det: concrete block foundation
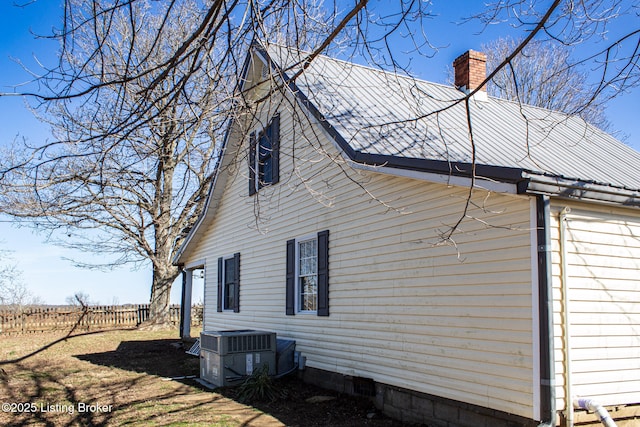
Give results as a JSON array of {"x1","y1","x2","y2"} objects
[{"x1": 299, "y1": 367, "x2": 537, "y2": 427}]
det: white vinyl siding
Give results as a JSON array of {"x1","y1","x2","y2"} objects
[
  {"x1": 550, "y1": 205, "x2": 640, "y2": 410},
  {"x1": 182, "y1": 66, "x2": 537, "y2": 419}
]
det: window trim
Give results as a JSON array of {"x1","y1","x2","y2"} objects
[
  {"x1": 217, "y1": 252, "x2": 240, "y2": 313},
  {"x1": 295, "y1": 234, "x2": 319, "y2": 314},
  {"x1": 286, "y1": 230, "x2": 329, "y2": 316}
]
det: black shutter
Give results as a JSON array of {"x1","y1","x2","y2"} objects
[
  {"x1": 248, "y1": 132, "x2": 257, "y2": 195},
  {"x1": 233, "y1": 252, "x2": 241, "y2": 313},
  {"x1": 217, "y1": 257, "x2": 223, "y2": 312},
  {"x1": 317, "y1": 230, "x2": 329, "y2": 316},
  {"x1": 271, "y1": 114, "x2": 280, "y2": 185},
  {"x1": 285, "y1": 239, "x2": 296, "y2": 315}
]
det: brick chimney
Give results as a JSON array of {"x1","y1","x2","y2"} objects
[{"x1": 453, "y1": 50, "x2": 487, "y2": 93}]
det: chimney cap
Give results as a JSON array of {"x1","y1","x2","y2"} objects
[{"x1": 453, "y1": 49, "x2": 487, "y2": 65}]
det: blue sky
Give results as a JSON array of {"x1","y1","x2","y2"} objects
[{"x1": 0, "y1": 1, "x2": 638, "y2": 305}]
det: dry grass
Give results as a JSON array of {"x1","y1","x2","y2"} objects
[{"x1": 0, "y1": 329, "x2": 283, "y2": 426}]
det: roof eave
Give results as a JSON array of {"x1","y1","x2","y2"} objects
[{"x1": 353, "y1": 151, "x2": 525, "y2": 184}]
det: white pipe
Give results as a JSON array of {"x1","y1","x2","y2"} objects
[
  {"x1": 559, "y1": 207, "x2": 573, "y2": 426},
  {"x1": 573, "y1": 398, "x2": 617, "y2": 427}
]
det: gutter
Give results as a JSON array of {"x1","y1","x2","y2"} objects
[
  {"x1": 523, "y1": 173, "x2": 640, "y2": 208},
  {"x1": 536, "y1": 195, "x2": 557, "y2": 427}
]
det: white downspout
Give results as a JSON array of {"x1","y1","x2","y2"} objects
[
  {"x1": 573, "y1": 398, "x2": 618, "y2": 427},
  {"x1": 559, "y1": 207, "x2": 573, "y2": 426},
  {"x1": 536, "y1": 195, "x2": 556, "y2": 427}
]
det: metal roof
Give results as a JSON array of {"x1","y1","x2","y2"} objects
[
  {"x1": 264, "y1": 45, "x2": 640, "y2": 194},
  {"x1": 173, "y1": 45, "x2": 640, "y2": 266}
]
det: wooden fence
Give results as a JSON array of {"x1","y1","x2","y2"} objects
[{"x1": 0, "y1": 304, "x2": 203, "y2": 335}]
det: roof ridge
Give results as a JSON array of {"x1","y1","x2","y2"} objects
[
  {"x1": 263, "y1": 42, "x2": 459, "y2": 92},
  {"x1": 264, "y1": 42, "x2": 605, "y2": 124}
]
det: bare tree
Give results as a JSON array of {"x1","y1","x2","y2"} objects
[
  {"x1": 0, "y1": 1, "x2": 229, "y2": 327},
  {"x1": 0, "y1": 0, "x2": 638, "y2": 324},
  {"x1": 65, "y1": 292, "x2": 93, "y2": 307},
  {"x1": 0, "y1": 0, "x2": 338, "y2": 327},
  {"x1": 483, "y1": 36, "x2": 610, "y2": 130},
  {"x1": 0, "y1": 249, "x2": 42, "y2": 309},
  {"x1": 474, "y1": 1, "x2": 638, "y2": 126}
]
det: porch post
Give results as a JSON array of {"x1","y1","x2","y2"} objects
[{"x1": 179, "y1": 269, "x2": 193, "y2": 339}]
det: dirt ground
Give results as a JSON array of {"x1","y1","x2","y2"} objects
[{"x1": 0, "y1": 328, "x2": 410, "y2": 426}]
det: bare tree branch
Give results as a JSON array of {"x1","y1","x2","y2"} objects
[{"x1": 1, "y1": 0, "x2": 637, "y2": 323}]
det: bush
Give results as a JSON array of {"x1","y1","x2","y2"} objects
[{"x1": 236, "y1": 364, "x2": 281, "y2": 403}]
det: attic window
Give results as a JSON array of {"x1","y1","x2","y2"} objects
[{"x1": 249, "y1": 114, "x2": 280, "y2": 195}]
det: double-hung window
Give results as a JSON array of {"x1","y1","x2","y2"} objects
[
  {"x1": 286, "y1": 230, "x2": 329, "y2": 316},
  {"x1": 249, "y1": 114, "x2": 280, "y2": 195},
  {"x1": 298, "y1": 238, "x2": 318, "y2": 312},
  {"x1": 217, "y1": 253, "x2": 240, "y2": 313}
]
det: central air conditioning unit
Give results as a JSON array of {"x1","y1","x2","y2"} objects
[{"x1": 200, "y1": 330, "x2": 276, "y2": 387}]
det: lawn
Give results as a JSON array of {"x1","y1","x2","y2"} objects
[
  {"x1": 0, "y1": 328, "x2": 393, "y2": 426},
  {"x1": 0, "y1": 328, "x2": 283, "y2": 426}
]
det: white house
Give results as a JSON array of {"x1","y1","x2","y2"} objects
[{"x1": 174, "y1": 44, "x2": 640, "y2": 426}]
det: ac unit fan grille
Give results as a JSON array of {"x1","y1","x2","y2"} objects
[
  {"x1": 201, "y1": 334, "x2": 218, "y2": 352},
  {"x1": 227, "y1": 334, "x2": 273, "y2": 353}
]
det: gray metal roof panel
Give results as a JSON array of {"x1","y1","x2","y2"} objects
[{"x1": 266, "y1": 46, "x2": 640, "y2": 192}]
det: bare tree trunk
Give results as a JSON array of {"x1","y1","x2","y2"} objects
[
  {"x1": 141, "y1": 263, "x2": 179, "y2": 329},
  {"x1": 143, "y1": 137, "x2": 179, "y2": 327},
  {"x1": 145, "y1": 155, "x2": 179, "y2": 328},
  {"x1": 2, "y1": 0, "x2": 636, "y2": 329}
]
